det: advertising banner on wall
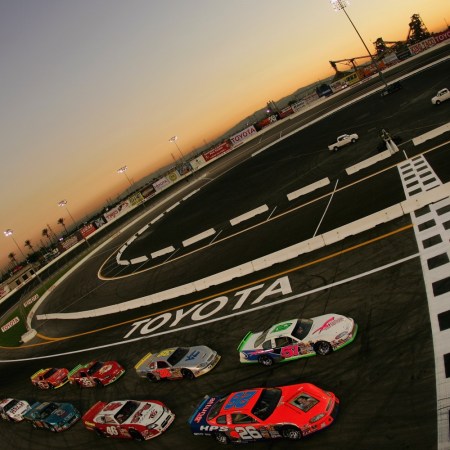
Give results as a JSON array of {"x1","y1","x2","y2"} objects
[
  {"x1": 153, "y1": 176, "x2": 171, "y2": 193},
  {"x1": 57, "y1": 234, "x2": 80, "y2": 252},
  {"x1": 202, "y1": 141, "x2": 232, "y2": 162},
  {"x1": 279, "y1": 106, "x2": 294, "y2": 118},
  {"x1": 230, "y1": 125, "x2": 257, "y2": 148},
  {"x1": 94, "y1": 217, "x2": 106, "y2": 228},
  {"x1": 0, "y1": 284, "x2": 11, "y2": 299},
  {"x1": 79, "y1": 223, "x2": 96, "y2": 239},
  {"x1": 189, "y1": 155, "x2": 207, "y2": 169},
  {"x1": 177, "y1": 162, "x2": 192, "y2": 176},
  {"x1": 103, "y1": 200, "x2": 132, "y2": 222},
  {"x1": 128, "y1": 192, "x2": 144, "y2": 207},
  {"x1": 167, "y1": 170, "x2": 180, "y2": 183},
  {"x1": 408, "y1": 30, "x2": 450, "y2": 55}
]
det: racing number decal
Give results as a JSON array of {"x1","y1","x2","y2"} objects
[
  {"x1": 235, "y1": 426, "x2": 263, "y2": 440},
  {"x1": 280, "y1": 344, "x2": 300, "y2": 358},
  {"x1": 106, "y1": 426, "x2": 119, "y2": 436},
  {"x1": 224, "y1": 391, "x2": 257, "y2": 410}
]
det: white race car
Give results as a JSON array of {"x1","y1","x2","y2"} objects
[
  {"x1": 238, "y1": 313, "x2": 357, "y2": 366},
  {"x1": 0, "y1": 398, "x2": 31, "y2": 422}
]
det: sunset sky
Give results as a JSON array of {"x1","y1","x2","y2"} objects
[{"x1": 0, "y1": 0, "x2": 449, "y2": 271}]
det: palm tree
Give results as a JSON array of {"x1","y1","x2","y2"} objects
[
  {"x1": 8, "y1": 252, "x2": 18, "y2": 267},
  {"x1": 57, "y1": 217, "x2": 68, "y2": 236},
  {"x1": 24, "y1": 239, "x2": 35, "y2": 253},
  {"x1": 42, "y1": 228, "x2": 52, "y2": 245}
]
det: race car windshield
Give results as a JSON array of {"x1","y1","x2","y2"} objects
[
  {"x1": 207, "y1": 397, "x2": 227, "y2": 421},
  {"x1": 292, "y1": 319, "x2": 313, "y2": 340},
  {"x1": 88, "y1": 361, "x2": 104, "y2": 374},
  {"x1": 167, "y1": 347, "x2": 189, "y2": 365},
  {"x1": 43, "y1": 368, "x2": 58, "y2": 378},
  {"x1": 5, "y1": 399, "x2": 19, "y2": 412},
  {"x1": 254, "y1": 328, "x2": 271, "y2": 348},
  {"x1": 40, "y1": 403, "x2": 58, "y2": 418},
  {"x1": 251, "y1": 388, "x2": 281, "y2": 420},
  {"x1": 114, "y1": 401, "x2": 140, "y2": 424}
]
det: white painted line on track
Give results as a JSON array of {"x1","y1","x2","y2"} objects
[
  {"x1": 313, "y1": 179, "x2": 339, "y2": 237},
  {"x1": 182, "y1": 229, "x2": 216, "y2": 247},
  {"x1": 267, "y1": 206, "x2": 277, "y2": 220},
  {"x1": 230, "y1": 205, "x2": 269, "y2": 226},
  {"x1": 182, "y1": 189, "x2": 200, "y2": 200},
  {"x1": 130, "y1": 256, "x2": 148, "y2": 264},
  {"x1": 209, "y1": 229, "x2": 223, "y2": 245},
  {"x1": 3, "y1": 252, "x2": 418, "y2": 362},
  {"x1": 397, "y1": 155, "x2": 450, "y2": 450},
  {"x1": 150, "y1": 214, "x2": 164, "y2": 224},
  {"x1": 151, "y1": 246, "x2": 175, "y2": 259},
  {"x1": 166, "y1": 202, "x2": 180, "y2": 212},
  {"x1": 287, "y1": 178, "x2": 330, "y2": 201}
]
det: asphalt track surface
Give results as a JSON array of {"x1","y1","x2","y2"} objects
[{"x1": 0, "y1": 49, "x2": 449, "y2": 450}]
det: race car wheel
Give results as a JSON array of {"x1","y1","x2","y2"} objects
[
  {"x1": 181, "y1": 369, "x2": 194, "y2": 380},
  {"x1": 147, "y1": 373, "x2": 158, "y2": 382},
  {"x1": 333, "y1": 147, "x2": 338, "y2": 152},
  {"x1": 436, "y1": 100, "x2": 441, "y2": 105},
  {"x1": 94, "y1": 428, "x2": 105, "y2": 438},
  {"x1": 95, "y1": 379, "x2": 103, "y2": 387},
  {"x1": 314, "y1": 341, "x2": 332, "y2": 355},
  {"x1": 258, "y1": 355, "x2": 274, "y2": 366},
  {"x1": 281, "y1": 426, "x2": 302, "y2": 440},
  {"x1": 351, "y1": 138, "x2": 356, "y2": 143},
  {"x1": 129, "y1": 428, "x2": 144, "y2": 441},
  {"x1": 214, "y1": 431, "x2": 230, "y2": 445}
]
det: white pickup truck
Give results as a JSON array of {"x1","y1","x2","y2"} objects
[
  {"x1": 431, "y1": 88, "x2": 450, "y2": 105},
  {"x1": 328, "y1": 133, "x2": 359, "y2": 152}
]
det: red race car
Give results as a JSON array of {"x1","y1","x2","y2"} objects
[
  {"x1": 188, "y1": 383, "x2": 339, "y2": 444},
  {"x1": 68, "y1": 360, "x2": 125, "y2": 387},
  {"x1": 30, "y1": 368, "x2": 69, "y2": 389},
  {"x1": 82, "y1": 399, "x2": 175, "y2": 440}
]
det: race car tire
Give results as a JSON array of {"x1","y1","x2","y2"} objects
[
  {"x1": 147, "y1": 373, "x2": 158, "y2": 382},
  {"x1": 351, "y1": 138, "x2": 356, "y2": 143},
  {"x1": 314, "y1": 341, "x2": 332, "y2": 355},
  {"x1": 435, "y1": 100, "x2": 441, "y2": 105},
  {"x1": 333, "y1": 146, "x2": 338, "y2": 152},
  {"x1": 129, "y1": 429, "x2": 145, "y2": 441},
  {"x1": 181, "y1": 369, "x2": 194, "y2": 380},
  {"x1": 95, "y1": 379, "x2": 103, "y2": 387},
  {"x1": 214, "y1": 431, "x2": 230, "y2": 445},
  {"x1": 258, "y1": 355, "x2": 274, "y2": 366},
  {"x1": 94, "y1": 428, "x2": 105, "y2": 438},
  {"x1": 281, "y1": 426, "x2": 302, "y2": 440}
]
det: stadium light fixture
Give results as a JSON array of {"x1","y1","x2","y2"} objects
[{"x1": 169, "y1": 135, "x2": 184, "y2": 160}]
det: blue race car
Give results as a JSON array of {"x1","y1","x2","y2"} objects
[{"x1": 23, "y1": 401, "x2": 80, "y2": 432}]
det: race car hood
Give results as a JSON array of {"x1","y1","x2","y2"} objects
[
  {"x1": 124, "y1": 402, "x2": 164, "y2": 426},
  {"x1": 307, "y1": 314, "x2": 354, "y2": 341},
  {"x1": 174, "y1": 346, "x2": 216, "y2": 369},
  {"x1": 45, "y1": 404, "x2": 78, "y2": 425},
  {"x1": 238, "y1": 331, "x2": 262, "y2": 352},
  {"x1": 188, "y1": 395, "x2": 224, "y2": 435},
  {"x1": 0, "y1": 399, "x2": 30, "y2": 419}
]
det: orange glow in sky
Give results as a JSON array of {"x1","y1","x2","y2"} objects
[{"x1": 0, "y1": 0, "x2": 449, "y2": 270}]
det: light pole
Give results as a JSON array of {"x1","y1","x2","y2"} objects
[
  {"x1": 169, "y1": 135, "x2": 184, "y2": 160},
  {"x1": 117, "y1": 166, "x2": 133, "y2": 188},
  {"x1": 3, "y1": 229, "x2": 27, "y2": 260},
  {"x1": 330, "y1": 0, "x2": 387, "y2": 87},
  {"x1": 58, "y1": 200, "x2": 77, "y2": 228}
]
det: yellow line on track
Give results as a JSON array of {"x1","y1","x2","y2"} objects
[{"x1": 7, "y1": 223, "x2": 413, "y2": 349}]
